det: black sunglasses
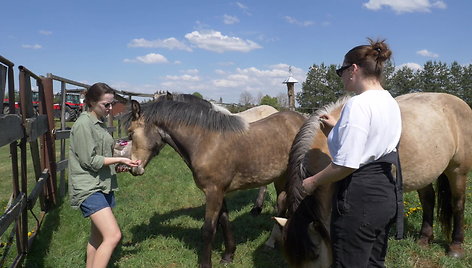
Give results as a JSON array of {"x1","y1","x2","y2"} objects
[
  {"x1": 336, "y1": 64, "x2": 353, "y2": 77},
  {"x1": 103, "y1": 101, "x2": 115, "y2": 108}
]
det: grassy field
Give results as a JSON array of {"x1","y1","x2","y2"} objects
[{"x1": 1, "y1": 142, "x2": 472, "y2": 267}]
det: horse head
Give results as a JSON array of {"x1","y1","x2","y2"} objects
[{"x1": 128, "y1": 100, "x2": 166, "y2": 176}]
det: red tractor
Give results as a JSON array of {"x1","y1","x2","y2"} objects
[
  {"x1": 53, "y1": 93, "x2": 84, "y2": 121},
  {"x1": 2, "y1": 91, "x2": 40, "y2": 114}
]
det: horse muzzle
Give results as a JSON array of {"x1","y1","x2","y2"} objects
[{"x1": 130, "y1": 165, "x2": 145, "y2": 176}]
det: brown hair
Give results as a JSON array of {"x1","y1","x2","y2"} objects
[
  {"x1": 344, "y1": 38, "x2": 392, "y2": 80},
  {"x1": 84, "y1": 82, "x2": 115, "y2": 108}
]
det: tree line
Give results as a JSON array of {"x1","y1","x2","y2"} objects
[{"x1": 297, "y1": 60, "x2": 472, "y2": 113}]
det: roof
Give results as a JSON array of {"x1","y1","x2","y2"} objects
[{"x1": 282, "y1": 76, "x2": 298, "y2": 83}]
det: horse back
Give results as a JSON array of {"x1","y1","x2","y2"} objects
[{"x1": 220, "y1": 111, "x2": 306, "y2": 191}]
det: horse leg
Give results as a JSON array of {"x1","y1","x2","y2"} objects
[
  {"x1": 250, "y1": 186, "x2": 267, "y2": 216},
  {"x1": 199, "y1": 190, "x2": 225, "y2": 268},
  {"x1": 443, "y1": 171, "x2": 467, "y2": 258},
  {"x1": 218, "y1": 198, "x2": 236, "y2": 264},
  {"x1": 264, "y1": 177, "x2": 287, "y2": 249},
  {"x1": 264, "y1": 190, "x2": 287, "y2": 249},
  {"x1": 417, "y1": 184, "x2": 435, "y2": 246}
]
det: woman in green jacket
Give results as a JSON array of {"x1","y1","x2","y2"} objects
[{"x1": 69, "y1": 82, "x2": 140, "y2": 268}]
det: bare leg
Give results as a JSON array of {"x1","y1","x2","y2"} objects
[
  {"x1": 88, "y1": 208, "x2": 122, "y2": 268},
  {"x1": 86, "y1": 221, "x2": 102, "y2": 268}
]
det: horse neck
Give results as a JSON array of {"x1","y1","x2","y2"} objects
[{"x1": 158, "y1": 123, "x2": 208, "y2": 167}]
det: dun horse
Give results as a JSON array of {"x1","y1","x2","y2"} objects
[
  {"x1": 155, "y1": 92, "x2": 278, "y2": 215},
  {"x1": 279, "y1": 92, "x2": 472, "y2": 267},
  {"x1": 125, "y1": 95, "x2": 306, "y2": 268}
]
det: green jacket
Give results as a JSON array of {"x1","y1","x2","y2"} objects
[{"x1": 68, "y1": 112, "x2": 117, "y2": 209}]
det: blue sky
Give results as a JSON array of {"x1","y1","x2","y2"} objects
[{"x1": 1, "y1": 0, "x2": 470, "y2": 103}]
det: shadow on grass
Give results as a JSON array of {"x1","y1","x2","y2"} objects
[
  {"x1": 24, "y1": 196, "x2": 65, "y2": 268},
  {"x1": 116, "y1": 188, "x2": 286, "y2": 267}
]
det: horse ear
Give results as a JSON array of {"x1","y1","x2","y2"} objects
[
  {"x1": 273, "y1": 217, "x2": 288, "y2": 227},
  {"x1": 131, "y1": 100, "x2": 141, "y2": 120},
  {"x1": 166, "y1": 91, "x2": 173, "y2": 100}
]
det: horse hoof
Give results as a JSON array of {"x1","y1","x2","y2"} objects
[
  {"x1": 250, "y1": 207, "x2": 262, "y2": 216},
  {"x1": 448, "y1": 243, "x2": 464, "y2": 258}
]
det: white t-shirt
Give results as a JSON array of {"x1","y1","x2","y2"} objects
[{"x1": 327, "y1": 90, "x2": 402, "y2": 169}]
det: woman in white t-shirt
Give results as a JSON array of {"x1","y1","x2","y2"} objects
[{"x1": 303, "y1": 39, "x2": 402, "y2": 267}]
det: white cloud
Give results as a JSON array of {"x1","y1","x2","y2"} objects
[
  {"x1": 217, "y1": 61, "x2": 235, "y2": 66},
  {"x1": 155, "y1": 63, "x2": 305, "y2": 103},
  {"x1": 181, "y1": 69, "x2": 199, "y2": 75},
  {"x1": 223, "y1": 14, "x2": 239, "y2": 25},
  {"x1": 128, "y1": 37, "x2": 192, "y2": 51},
  {"x1": 185, "y1": 30, "x2": 262, "y2": 53},
  {"x1": 123, "y1": 53, "x2": 169, "y2": 64},
  {"x1": 417, "y1": 49, "x2": 439, "y2": 58},
  {"x1": 397, "y1": 62, "x2": 423, "y2": 71},
  {"x1": 236, "y1": 2, "x2": 251, "y2": 15},
  {"x1": 165, "y1": 74, "x2": 200, "y2": 81},
  {"x1": 22, "y1": 44, "x2": 42, "y2": 49},
  {"x1": 211, "y1": 64, "x2": 303, "y2": 91},
  {"x1": 284, "y1": 16, "x2": 314, "y2": 27},
  {"x1": 39, "y1": 30, "x2": 52, "y2": 35},
  {"x1": 363, "y1": 0, "x2": 447, "y2": 13}
]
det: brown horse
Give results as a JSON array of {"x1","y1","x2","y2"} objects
[
  {"x1": 279, "y1": 92, "x2": 472, "y2": 267},
  {"x1": 125, "y1": 95, "x2": 306, "y2": 268}
]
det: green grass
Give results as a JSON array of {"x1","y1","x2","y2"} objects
[
  {"x1": 22, "y1": 146, "x2": 286, "y2": 267},
  {"x1": 1, "y1": 141, "x2": 472, "y2": 267}
]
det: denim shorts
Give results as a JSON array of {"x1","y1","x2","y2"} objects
[{"x1": 80, "y1": 191, "x2": 116, "y2": 218}]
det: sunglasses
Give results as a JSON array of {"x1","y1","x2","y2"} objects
[
  {"x1": 336, "y1": 64, "x2": 353, "y2": 77},
  {"x1": 102, "y1": 101, "x2": 115, "y2": 108}
]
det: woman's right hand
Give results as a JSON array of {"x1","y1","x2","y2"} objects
[
  {"x1": 121, "y1": 158, "x2": 141, "y2": 167},
  {"x1": 319, "y1": 114, "x2": 337, "y2": 137}
]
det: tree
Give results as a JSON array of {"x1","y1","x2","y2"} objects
[
  {"x1": 460, "y1": 64, "x2": 472, "y2": 106},
  {"x1": 239, "y1": 90, "x2": 254, "y2": 106},
  {"x1": 418, "y1": 61, "x2": 449, "y2": 93},
  {"x1": 192, "y1": 92, "x2": 203, "y2": 99},
  {"x1": 259, "y1": 95, "x2": 280, "y2": 109},
  {"x1": 276, "y1": 92, "x2": 289, "y2": 109},
  {"x1": 389, "y1": 66, "x2": 420, "y2": 97},
  {"x1": 296, "y1": 63, "x2": 344, "y2": 113}
]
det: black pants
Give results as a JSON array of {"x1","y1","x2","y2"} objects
[{"x1": 331, "y1": 162, "x2": 396, "y2": 268}]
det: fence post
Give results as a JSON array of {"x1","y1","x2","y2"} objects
[{"x1": 40, "y1": 77, "x2": 57, "y2": 207}]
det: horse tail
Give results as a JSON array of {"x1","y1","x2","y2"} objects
[{"x1": 436, "y1": 173, "x2": 453, "y2": 239}]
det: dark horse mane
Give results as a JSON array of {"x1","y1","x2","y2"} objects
[
  {"x1": 283, "y1": 96, "x2": 350, "y2": 266},
  {"x1": 122, "y1": 93, "x2": 248, "y2": 133}
]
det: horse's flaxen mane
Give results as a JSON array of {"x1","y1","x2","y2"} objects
[
  {"x1": 141, "y1": 97, "x2": 249, "y2": 133},
  {"x1": 286, "y1": 95, "x2": 351, "y2": 216}
]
